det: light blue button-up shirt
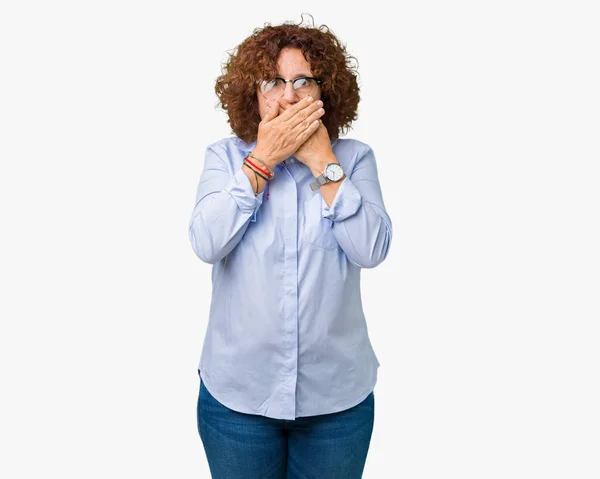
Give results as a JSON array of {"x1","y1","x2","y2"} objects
[{"x1": 188, "y1": 135, "x2": 393, "y2": 420}]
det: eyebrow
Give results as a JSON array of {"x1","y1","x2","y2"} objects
[{"x1": 276, "y1": 73, "x2": 313, "y2": 79}]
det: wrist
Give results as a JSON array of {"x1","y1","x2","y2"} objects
[
  {"x1": 310, "y1": 154, "x2": 339, "y2": 178},
  {"x1": 251, "y1": 148, "x2": 279, "y2": 171}
]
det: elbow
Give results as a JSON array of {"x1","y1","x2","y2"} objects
[
  {"x1": 188, "y1": 219, "x2": 223, "y2": 265},
  {"x1": 357, "y1": 257, "x2": 385, "y2": 269},
  {"x1": 350, "y1": 224, "x2": 392, "y2": 269},
  {"x1": 355, "y1": 249, "x2": 390, "y2": 269}
]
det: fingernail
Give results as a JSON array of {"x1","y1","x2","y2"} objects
[{"x1": 307, "y1": 96, "x2": 313, "y2": 102}]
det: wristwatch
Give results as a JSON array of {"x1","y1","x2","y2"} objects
[{"x1": 310, "y1": 162, "x2": 345, "y2": 191}]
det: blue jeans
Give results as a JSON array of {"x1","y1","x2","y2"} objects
[{"x1": 196, "y1": 371, "x2": 375, "y2": 478}]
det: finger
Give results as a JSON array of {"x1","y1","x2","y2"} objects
[
  {"x1": 262, "y1": 98, "x2": 280, "y2": 122},
  {"x1": 278, "y1": 98, "x2": 292, "y2": 114},
  {"x1": 286, "y1": 100, "x2": 324, "y2": 129},
  {"x1": 290, "y1": 105, "x2": 325, "y2": 135},
  {"x1": 278, "y1": 98, "x2": 293, "y2": 109},
  {"x1": 278, "y1": 96, "x2": 318, "y2": 123},
  {"x1": 294, "y1": 117, "x2": 321, "y2": 143}
]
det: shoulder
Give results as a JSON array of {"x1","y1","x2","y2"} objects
[
  {"x1": 331, "y1": 138, "x2": 374, "y2": 172},
  {"x1": 203, "y1": 137, "x2": 254, "y2": 166},
  {"x1": 206, "y1": 136, "x2": 248, "y2": 153},
  {"x1": 332, "y1": 137, "x2": 372, "y2": 156}
]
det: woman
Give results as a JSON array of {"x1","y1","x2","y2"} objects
[{"x1": 188, "y1": 16, "x2": 393, "y2": 479}]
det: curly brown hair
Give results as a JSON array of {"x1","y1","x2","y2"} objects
[{"x1": 214, "y1": 14, "x2": 361, "y2": 143}]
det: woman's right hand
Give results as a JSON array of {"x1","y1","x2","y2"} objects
[{"x1": 252, "y1": 96, "x2": 325, "y2": 170}]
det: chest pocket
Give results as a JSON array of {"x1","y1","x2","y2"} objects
[{"x1": 303, "y1": 193, "x2": 337, "y2": 250}]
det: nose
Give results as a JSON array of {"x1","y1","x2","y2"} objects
[{"x1": 281, "y1": 81, "x2": 300, "y2": 103}]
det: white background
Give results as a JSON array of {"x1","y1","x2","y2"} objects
[{"x1": 1, "y1": 1, "x2": 599, "y2": 477}]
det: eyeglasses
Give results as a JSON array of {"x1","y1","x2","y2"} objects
[{"x1": 258, "y1": 76, "x2": 322, "y2": 100}]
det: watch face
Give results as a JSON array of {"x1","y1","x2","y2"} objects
[{"x1": 325, "y1": 163, "x2": 344, "y2": 181}]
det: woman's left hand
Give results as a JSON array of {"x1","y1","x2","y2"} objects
[{"x1": 277, "y1": 98, "x2": 334, "y2": 170}]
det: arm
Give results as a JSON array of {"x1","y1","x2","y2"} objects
[
  {"x1": 188, "y1": 144, "x2": 265, "y2": 264},
  {"x1": 321, "y1": 145, "x2": 393, "y2": 268}
]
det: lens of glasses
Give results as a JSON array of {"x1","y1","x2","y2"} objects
[{"x1": 260, "y1": 78, "x2": 319, "y2": 99}]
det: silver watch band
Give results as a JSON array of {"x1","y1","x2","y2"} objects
[{"x1": 310, "y1": 174, "x2": 328, "y2": 191}]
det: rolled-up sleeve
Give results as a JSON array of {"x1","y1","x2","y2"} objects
[
  {"x1": 189, "y1": 145, "x2": 264, "y2": 264},
  {"x1": 321, "y1": 145, "x2": 393, "y2": 268},
  {"x1": 320, "y1": 176, "x2": 361, "y2": 222}
]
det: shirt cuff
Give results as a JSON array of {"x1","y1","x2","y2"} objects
[
  {"x1": 321, "y1": 176, "x2": 362, "y2": 222},
  {"x1": 223, "y1": 167, "x2": 264, "y2": 221}
]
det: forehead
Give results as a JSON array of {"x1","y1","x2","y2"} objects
[{"x1": 275, "y1": 48, "x2": 312, "y2": 77}]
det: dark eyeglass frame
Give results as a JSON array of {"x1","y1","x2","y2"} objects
[{"x1": 258, "y1": 76, "x2": 323, "y2": 98}]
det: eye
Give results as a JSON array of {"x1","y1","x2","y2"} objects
[
  {"x1": 261, "y1": 78, "x2": 284, "y2": 93},
  {"x1": 293, "y1": 78, "x2": 310, "y2": 89}
]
